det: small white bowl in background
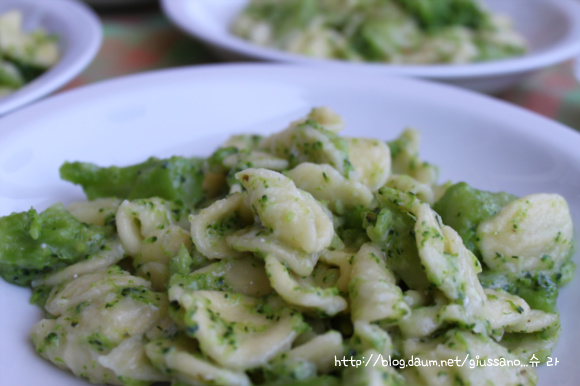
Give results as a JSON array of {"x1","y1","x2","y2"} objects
[
  {"x1": 0, "y1": 0, "x2": 102, "y2": 116},
  {"x1": 162, "y1": 0, "x2": 580, "y2": 93}
]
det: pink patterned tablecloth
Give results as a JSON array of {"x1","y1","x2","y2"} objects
[{"x1": 62, "y1": 9, "x2": 580, "y2": 132}]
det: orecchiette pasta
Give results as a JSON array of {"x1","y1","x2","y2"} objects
[
  {"x1": 145, "y1": 338, "x2": 251, "y2": 386},
  {"x1": 346, "y1": 137, "x2": 391, "y2": 191},
  {"x1": 402, "y1": 329, "x2": 537, "y2": 386},
  {"x1": 227, "y1": 226, "x2": 320, "y2": 276},
  {"x1": 287, "y1": 162, "x2": 373, "y2": 213},
  {"x1": 268, "y1": 330, "x2": 344, "y2": 379},
  {"x1": 385, "y1": 174, "x2": 434, "y2": 204},
  {"x1": 389, "y1": 128, "x2": 438, "y2": 187},
  {"x1": 31, "y1": 268, "x2": 169, "y2": 385},
  {"x1": 477, "y1": 193, "x2": 574, "y2": 276},
  {"x1": 260, "y1": 118, "x2": 353, "y2": 177},
  {"x1": 169, "y1": 289, "x2": 307, "y2": 370},
  {"x1": 32, "y1": 239, "x2": 124, "y2": 288},
  {"x1": 264, "y1": 254, "x2": 347, "y2": 316},
  {"x1": 349, "y1": 243, "x2": 410, "y2": 323},
  {"x1": 189, "y1": 192, "x2": 253, "y2": 259},
  {"x1": 236, "y1": 168, "x2": 334, "y2": 254},
  {"x1": 67, "y1": 198, "x2": 121, "y2": 226},
  {"x1": 378, "y1": 187, "x2": 486, "y2": 313},
  {"x1": 2, "y1": 107, "x2": 573, "y2": 386},
  {"x1": 117, "y1": 198, "x2": 192, "y2": 290}
]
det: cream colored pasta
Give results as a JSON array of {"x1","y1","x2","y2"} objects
[
  {"x1": 32, "y1": 239, "x2": 124, "y2": 288},
  {"x1": 346, "y1": 137, "x2": 391, "y2": 191},
  {"x1": 390, "y1": 128, "x2": 438, "y2": 187},
  {"x1": 349, "y1": 243, "x2": 409, "y2": 323},
  {"x1": 351, "y1": 320, "x2": 394, "y2": 358},
  {"x1": 31, "y1": 268, "x2": 169, "y2": 385},
  {"x1": 145, "y1": 338, "x2": 251, "y2": 386},
  {"x1": 402, "y1": 329, "x2": 537, "y2": 386},
  {"x1": 385, "y1": 174, "x2": 434, "y2": 204},
  {"x1": 260, "y1": 118, "x2": 353, "y2": 177},
  {"x1": 168, "y1": 289, "x2": 306, "y2": 370},
  {"x1": 190, "y1": 192, "x2": 253, "y2": 259},
  {"x1": 378, "y1": 188, "x2": 486, "y2": 312},
  {"x1": 236, "y1": 168, "x2": 334, "y2": 254},
  {"x1": 16, "y1": 107, "x2": 575, "y2": 386},
  {"x1": 287, "y1": 162, "x2": 373, "y2": 213},
  {"x1": 117, "y1": 198, "x2": 192, "y2": 289},
  {"x1": 264, "y1": 254, "x2": 347, "y2": 316},
  {"x1": 477, "y1": 193, "x2": 574, "y2": 275},
  {"x1": 67, "y1": 198, "x2": 121, "y2": 226},
  {"x1": 227, "y1": 226, "x2": 320, "y2": 277}
]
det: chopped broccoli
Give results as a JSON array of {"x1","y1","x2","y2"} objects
[
  {"x1": 60, "y1": 156, "x2": 205, "y2": 209},
  {"x1": 393, "y1": 0, "x2": 489, "y2": 32},
  {"x1": 365, "y1": 204, "x2": 429, "y2": 290},
  {"x1": 433, "y1": 182, "x2": 516, "y2": 257},
  {"x1": 479, "y1": 271, "x2": 559, "y2": 313},
  {"x1": 0, "y1": 204, "x2": 112, "y2": 286}
]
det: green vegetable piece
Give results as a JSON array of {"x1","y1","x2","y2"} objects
[
  {"x1": 169, "y1": 244, "x2": 194, "y2": 276},
  {"x1": 512, "y1": 274, "x2": 559, "y2": 314},
  {"x1": 60, "y1": 156, "x2": 205, "y2": 209},
  {"x1": 335, "y1": 205, "x2": 371, "y2": 250},
  {"x1": 86, "y1": 332, "x2": 115, "y2": 353},
  {"x1": 393, "y1": 0, "x2": 488, "y2": 32},
  {"x1": 0, "y1": 60, "x2": 24, "y2": 88},
  {"x1": 289, "y1": 120, "x2": 355, "y2": 178},
  {"x1": 169, "y1": 266, "x2": 234, "y2": 294},
  {"x1": 554, "y1": 257, "x2": 575, "y2": 286},
  {"x1": 480, "y1": 272, "x2": 559, "y2": 313},
  {"x1": 433, "y1": 182, "x2": 516, "y2": 257},
  {"x1": 206, "y1": 146, "x2": 240, "y2": 173},
  {"x1": 365, "y1": 204, "x2": 430, "y2": 290},
  {"x1": 246, "y1": 0, "x2": 321, "y2": 39},
  {"x1": 30, "y1": 285, "x2": 52, "y2": 308},
  {"x1": 501, "y1": 321, "x2": 561, "y2": 363},
  {"x1": 0, "y1": 204, "x2": 111, "y2": 286},
  {"x1": 474, "y1": 38, "x2": 527, "y2": 62},
  {"x1": 4, "y1": 58, "x2": 46, "y2": 83}
]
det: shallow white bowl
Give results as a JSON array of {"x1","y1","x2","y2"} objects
[
  {"x1": 0, "y1": 64, "x2": 578, "y2": 385},
  {"x1": 0, "y1": 0, "x2": 102, "y2": 115},
  {"x1": 162, "y1": 0, "x2": 580, "y2": 93}
]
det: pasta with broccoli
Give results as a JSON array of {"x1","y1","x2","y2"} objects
[{"x1": 0, "y1": 107, "x2": 575, "y2": 386}]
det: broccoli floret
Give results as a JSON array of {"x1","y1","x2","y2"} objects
[
  {"x1": 393, "y1": 0, "x2": 489, "y2": 32},
  {"x1": 60, "y1": 156, "x2": 205, "y2": 209},
  {"x1": 479, "y1": 271, "x2": 559, "y2": 314},
  {"x1": 0, "y1": 204, "x2": 112, "y2": 286},
  {"x1": 365, "y1": 204, "x2": 429, "y2": 290},
  {"x1": 433, "y1": 182, "x2": 516, "y2": 257}
]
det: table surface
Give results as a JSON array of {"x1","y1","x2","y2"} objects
[{"x1": 62, "y1": 7, "x2": 580, "y2": 132}]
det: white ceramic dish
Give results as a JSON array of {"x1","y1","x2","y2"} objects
[
  {"x1": 81, "y1": 0, "x2": 157, "y2": 8},
  {"x1": 162, "y1": 0, "x2": 580, "y2": 93},
  {"x1": 0, "y1": 0, "x2": 102, "y2": 116},
  {"x1": 0, "y1": 64, "x2": 578, "y2": 386}
]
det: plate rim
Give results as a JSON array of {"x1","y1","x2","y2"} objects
[
  {"x1": 161, "y1": 0, "x2": 580, "y2": 79},
  {"x1": 0, "y1": 0, "x2": 102, "y2": 115},
  {"x1": 1, "y1": 63, "x2": 579, "y2": 162}
]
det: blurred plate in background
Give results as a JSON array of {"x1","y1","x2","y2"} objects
[
  {"x1": 81, "y1": 0, "x2": 157, "y2": 10},
  {"x1": 0, "y1": 0, "x2": 102, "y2": 115},
  {"x1": 162, "y1": 0, "x2": 580, "y2": 93}
]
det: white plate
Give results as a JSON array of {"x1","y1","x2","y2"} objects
[
  {"x1": 162, "y1": 0, "x2": 580, "y2": 93},
  {"x1": 0, "y1": 0, "x2": 102, "y2": 116},
  {"x1": 80, "y1": 0, "x2": 157, "y2": 8},
  {"x1": 0, "y1": 64, "x2": 579, "y2": 386}
]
